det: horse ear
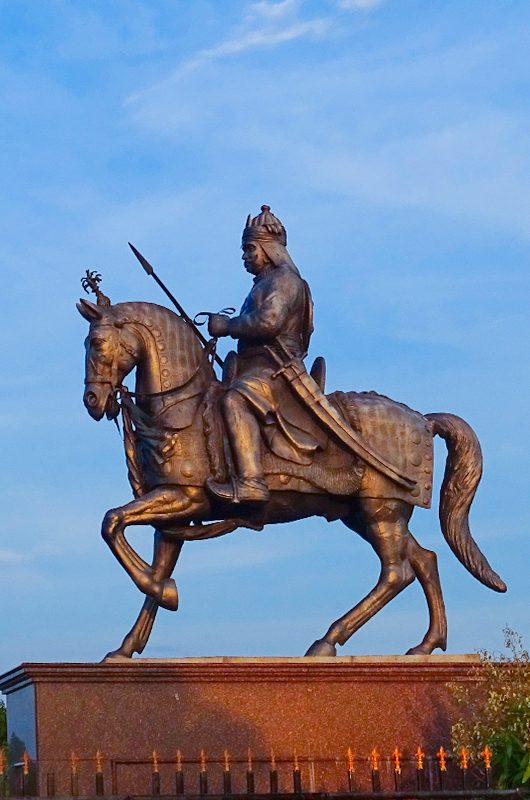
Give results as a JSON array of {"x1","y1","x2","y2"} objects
[{"x1": 77, "y1": 298, "x2": 103, "y2": 322}]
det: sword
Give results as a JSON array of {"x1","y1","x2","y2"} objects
[{"x1": 128, "y1": 242, "x2": 225, "y2": 369}]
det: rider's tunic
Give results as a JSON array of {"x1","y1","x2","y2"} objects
[{"x1": 225, "y1": 263, "x2": 319, "y2": 463}]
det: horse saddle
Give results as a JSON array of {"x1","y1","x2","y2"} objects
[{"x1": 203, "y1": 353, "x2": 364, "y2": 496}]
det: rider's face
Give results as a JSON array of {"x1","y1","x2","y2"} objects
[{"x1": 242, "y1": 242, "x2": 270, "y2": 275}]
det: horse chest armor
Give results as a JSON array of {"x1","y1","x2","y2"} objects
[{"x1": 136, "y1": 398, "x2": 211, "y2": 488}]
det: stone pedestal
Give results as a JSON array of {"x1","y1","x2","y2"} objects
[{"x1": 0, "y1": 656, "x2": 480, "y2": 796}]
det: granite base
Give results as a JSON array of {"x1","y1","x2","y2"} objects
[{"x1": 0, "y1": 656, "x2": 481, "y2": 796}]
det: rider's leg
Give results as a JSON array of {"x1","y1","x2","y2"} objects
[{"x1": 207, "y1": 389, "x2": 269, "y2": 503}]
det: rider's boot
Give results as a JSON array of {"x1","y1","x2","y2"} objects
[{"x1": 206, "y1": 391, "x2": 270, "y2": 504}]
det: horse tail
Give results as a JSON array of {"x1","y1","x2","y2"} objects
[{"x1": 426, "y1": 412, "x2": 506, "y2": 593}]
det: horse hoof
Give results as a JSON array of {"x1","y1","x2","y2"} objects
[
  {"x1": 101, "y1": 650, "x2": 132, "y2": 662},
  {"x1": 305, "y1": 639, "x2": 337, "y2": 657},
  {"x1": 157, "y1": 578, "x2": 179, "y2": 611},
  {"x1": 406, "y1": 642, "x2": 438, "y2": 655}
]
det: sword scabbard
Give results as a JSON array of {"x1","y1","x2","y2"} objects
[{"x1": 267, "y1": 345, "x2": 417, "y2": 490}]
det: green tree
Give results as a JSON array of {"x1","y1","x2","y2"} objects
[{"x1": 451, "y1": 627, "x2": 530, "y2": 788}]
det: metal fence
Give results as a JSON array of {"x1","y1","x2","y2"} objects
[{"x1": 1, "y1": 747, "x2": 528, "y2": 799}]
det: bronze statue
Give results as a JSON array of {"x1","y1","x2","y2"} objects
[{"x1": 78, "y1": 206, "x2": 506, "y2": 661}]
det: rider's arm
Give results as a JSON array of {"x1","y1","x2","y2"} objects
[{"x1": 227, "y1": 271, "x2": 299, "y2": 340}]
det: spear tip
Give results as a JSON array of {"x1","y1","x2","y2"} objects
[{"x1": 128, "y1": 242, "x2": 154, "y2": 275}]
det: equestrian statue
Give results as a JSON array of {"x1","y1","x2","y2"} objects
[{"x1": 78, "y1": 205, "x2": 506, "y2": 660}]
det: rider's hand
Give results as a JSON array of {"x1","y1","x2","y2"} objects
[{"x1": 208, "y1": 313, "x2": 230, "y2": 338}]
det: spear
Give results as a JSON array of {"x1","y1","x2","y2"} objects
[{"x1": 128, "y1": 242, "x2": 225, "y2": 368}]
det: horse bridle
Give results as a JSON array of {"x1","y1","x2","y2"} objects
[{"x1": 85, "y1": 323, "x2": 218, "y2": 404}]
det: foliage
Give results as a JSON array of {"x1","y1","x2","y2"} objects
[{"x1": 451, "y1": 626, "x2": 530, "y2": 788}]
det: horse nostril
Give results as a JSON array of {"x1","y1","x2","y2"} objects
[{"x1": 85, "y1": 391, "x2": 98, "y2": 407}]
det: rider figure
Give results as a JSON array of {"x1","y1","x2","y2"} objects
[{"x1": 207, "y1": 205, "x2": 314, "y2": 505}]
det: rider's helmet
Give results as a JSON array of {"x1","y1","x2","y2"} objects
[{"x1": 242, "y1": 205, "x2": 299, "y2": 275}]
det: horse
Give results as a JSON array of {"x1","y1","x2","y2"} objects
[{"x1": 78, "y1": 295, "x2": 506, "y2": 660}]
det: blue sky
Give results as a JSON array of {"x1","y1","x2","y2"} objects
[{"x1": 1, "y1": 0, "x2": 529, "y2": 673}]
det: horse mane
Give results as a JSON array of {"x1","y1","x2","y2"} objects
[{"x1": 112, "y1": 301, "x2": 206, "y2": 388}]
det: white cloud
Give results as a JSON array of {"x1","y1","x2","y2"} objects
[
  {"x1": 126, "y1": 1, "x2": 329, "y2": 104},
  {"x1": 284, "y1": 116, "x2": 530, "y2": 239},
  {"x1": 184, "y1": 18, "x2": 328, "y2": 68},
  {"x1": 124, "y1": 15, "x2": 530, "y2": 241},
  {"x1": 0, "y1": 549, "x2": 28, "y2": 564},
  {"x1": 338, "y1": 0, "x2": 383, "y2": 11},
  {"x1": 246, "y1": 0, "x2": 300, "y2": 20},
  {"x1": 88, "y1": 188, "x2": 208, "y2": 247},
  {"x1": 0, "y1": 544, "x2": 66, "y2": 565},
  {"x1": 338, "y1": 0, "x2": 383, "y2": 9}
]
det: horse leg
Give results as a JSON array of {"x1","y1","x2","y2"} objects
[
  {"x1": 306, "y1": 499, "x2": 415, "y2": 656},
  {"x1": 101, "y1": 485, "x2": 204, "y2": 609},
  {"x1": 405, "y1": 534, "x2": 447, "y2": 654},
  {"x1": 103, "y1": 530, "x2": 185, "y2": 661}
]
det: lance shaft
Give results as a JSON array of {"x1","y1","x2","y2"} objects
[{"x1": 128, "y1": 242, "x2": 224, "y2": 368}]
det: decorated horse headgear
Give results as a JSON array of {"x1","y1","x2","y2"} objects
[{"x1": 81, "y1": 270, "x2": 111, "y2": 306}]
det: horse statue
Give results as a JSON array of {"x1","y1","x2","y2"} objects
[{"x1": 78, "y1": 279, "x2": 506, "y2": 661}]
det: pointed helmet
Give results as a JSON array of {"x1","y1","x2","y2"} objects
[
  {"x1": 242, "y1": 205, "x2": 287, "y2": 246},
  {"x1": 242, "y1": 205, "x2": 300, "y2": 275}
]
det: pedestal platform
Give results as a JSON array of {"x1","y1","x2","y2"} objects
[{"x1": 0, "y1": 656, "x2": 480, "y2": 796}]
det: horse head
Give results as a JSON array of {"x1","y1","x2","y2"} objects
[
  {"x1": 78, "y1": 297, "x2": 212, "y2": 424},
  {"x1": 77, "y1": 298, "x2": 139, "y2": 421}
]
